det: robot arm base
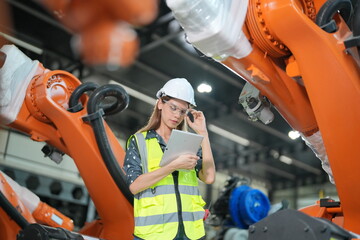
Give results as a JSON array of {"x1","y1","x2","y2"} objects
[
  {"x1": 17, "y1": 224, "x2": 101, "y2": 240},
  {"x1": 248, "y1": 209, "x2": 357, "y2": 240}
]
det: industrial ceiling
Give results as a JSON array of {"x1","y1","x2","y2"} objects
[{"x1": 1, "y1": 0, "x2": 330, "y2": 192}]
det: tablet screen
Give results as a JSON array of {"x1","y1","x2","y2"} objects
[{"x1": 159, "y1": 130, "x2": 204, "y2": 167}]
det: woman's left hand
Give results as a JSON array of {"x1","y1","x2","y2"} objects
[{"x1": 186, "y1": 109, "x2": 208, "y2": 136}]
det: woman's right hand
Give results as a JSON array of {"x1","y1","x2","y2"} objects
[{"x1": 169, "y1": 154, "x2": 199, "y2": 170}]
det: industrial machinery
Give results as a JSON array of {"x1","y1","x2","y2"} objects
[
  {"x1": 0, "y1": 0, "x2": 359, "y2": 239},
  {"x1": 208, "y1": 177, "x2": 270, "y2": 229},
  {"x1": 0, "y1": 1, "x2": 158, "y2": 239},
  {"x1": 0, "y1": 43, "x2": 135, "y2": 239},
  {"x1": 206, "y1": 176, "x2": 271, "y2": 240},
  {"x1": 166, "y1": 0, "x2": 360, "y2": 238},
  {"x1": 239, "y1": 82, "x2": 274, "y2": 125}
]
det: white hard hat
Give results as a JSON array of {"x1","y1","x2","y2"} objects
[{"x1": 156, "y1": 78, "x2": 196, "y2": 106}]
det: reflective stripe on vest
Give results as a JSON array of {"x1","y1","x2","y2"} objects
[
  {"x1": 134, "y1": 185, "x2": 201, "y2": 200},
  {"x1": 132, "y1": 132, "x2": 206, "y2": 240},
  {"x1": 135, "y1": 211, "x2": 205, "y2": 226}
]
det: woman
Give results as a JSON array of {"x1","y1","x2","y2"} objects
[{"x1": 123, "y1": 78, "x2": 216, "y2": 240}]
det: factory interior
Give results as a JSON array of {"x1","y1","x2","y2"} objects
[{"x1": 0, "y1": 0, "x2": 359, "y2": 239}]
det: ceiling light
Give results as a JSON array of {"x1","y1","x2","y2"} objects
[
  {"x1": 197, "y1": 83, "x2": 212, "y2": 93},
  {"x1": 208, "y1": 124, "x2": 250, "y2": 146},
  {"x1": 288, "y1": 130, "x2": 300, "y2": 140},
  {"x1": 279, "y1": 155, "x2": 293, "y2": 165}
]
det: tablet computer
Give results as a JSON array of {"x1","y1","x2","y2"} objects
[{"x1": 159, "y1": 129, "x2": 204, "y2": 167}]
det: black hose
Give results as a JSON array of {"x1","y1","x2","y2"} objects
[
  {"x1": 17, "y1": 224, "x2": 84, "y2": 240},
  {"x1": 68, "y1": 82, "x2": 99, "y2": 111},
  {"x1": 316, "y1": 0, "x2": 353, "y2": 32},
  {"x1": 0, "y1": 191, "x2": 29, "y2": 229},
  {"x1": 87, "y1": 84, "x2": 129, "y2": 115},
  {"x1": 86, "y1": 84, "x2": 133, "y2": 204},
  {"x1": 68, "y1": 82, "x2": 120, "y2": 115}
]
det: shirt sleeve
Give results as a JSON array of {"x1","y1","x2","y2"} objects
[{"x1": 123, "y1": 135, "x2": 143, "y2": 186}]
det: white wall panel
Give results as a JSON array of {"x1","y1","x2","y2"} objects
[{"x1": 0, "y1": 129, "x2": 83, "y2": 185}]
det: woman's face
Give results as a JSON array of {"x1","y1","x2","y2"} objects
[{"x1": 158, "y1": 98, "x2": 189, "y2": 129}]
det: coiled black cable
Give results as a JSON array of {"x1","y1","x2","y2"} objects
[
  {"x1": 68, "y1": 82, "x2": 99, "y2": 112},
  {"x1": 86, "y1": 84, "x2": 133, "y2": 204},
  {"x1": 68, "y1": 82, "x2": 121, "y2": 115},
  {"x1": 316, "y1": 0, "x2": 353, "y2": 32}
]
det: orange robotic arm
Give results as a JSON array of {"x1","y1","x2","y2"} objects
[
  {"x1": 166, "y1": 0, "x2": 360, "y2": 236},
  {"x1": 0, "y1": 1, "x2": 160, "y2": 239},
  {"x1": 0, "y1": 170, "x2": 74, "y2": 236},
  {"x1": 0, "y1": 170, "x2": 35, "y2": 240},
  {"x1": 0, "y1": 44, "x2": 134, "y2": 239},
  {"x1": 39, "y1": 0, "x2": 158, "y2": 67}
]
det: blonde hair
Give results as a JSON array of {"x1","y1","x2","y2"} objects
[{"x1": 137, "y1": 96, "x2": 188, "y2": 133}]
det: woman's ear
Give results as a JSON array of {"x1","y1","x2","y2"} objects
[{"x1": 157, "y1": 99, "x2": 163, "y2": 111}]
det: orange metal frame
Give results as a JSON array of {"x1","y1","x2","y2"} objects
[
  {"x1": 222, "y1": 0, "x2": 360, "y2": 234},
  {"x1": 0, "y1": 172, "x2": 35, "y2": 239},
  {"x1": 0, "y1": 1, "x2": 158, "y2": 239},
  {"x1": 1, "y1": 66, "x2": 135, "y2": 239},
  {"x1": 1, "y1": 0, "x2": 360, "y2": 238}
]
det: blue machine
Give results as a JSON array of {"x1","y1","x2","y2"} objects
[{"x1": 229, "y1": 185, "x2": 270, "y2": 229}]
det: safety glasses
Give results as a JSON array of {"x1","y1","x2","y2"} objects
[{"x1": 162, "y1": 100, "x2": 189, "y2": 116}]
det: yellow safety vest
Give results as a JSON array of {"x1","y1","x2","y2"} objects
[{"x1": 131, "y1": 131, "x2": 206, "y2": 240}]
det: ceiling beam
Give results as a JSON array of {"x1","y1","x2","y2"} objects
[
  {"x1": 152, "y1": 34, "x2": 244, "y2": 88},
  {"x1": 232, "y1": 110, "x2": 293, "y2": 143},
  {"x1": 140, "y1": 30, "x2": 183, "y2": 54},
  {"x1": 256, "y1": 162, "x2": 296, "y2": 180},
  {"x1": 222, "y1": 168, "x2": 272, "y2": 188},
  {"x1": 133, "y1": 60, "x2": 225, "y2": 108},
  {"x1": 7, "y1": 0, "x2": 71, "y2": 33}
]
